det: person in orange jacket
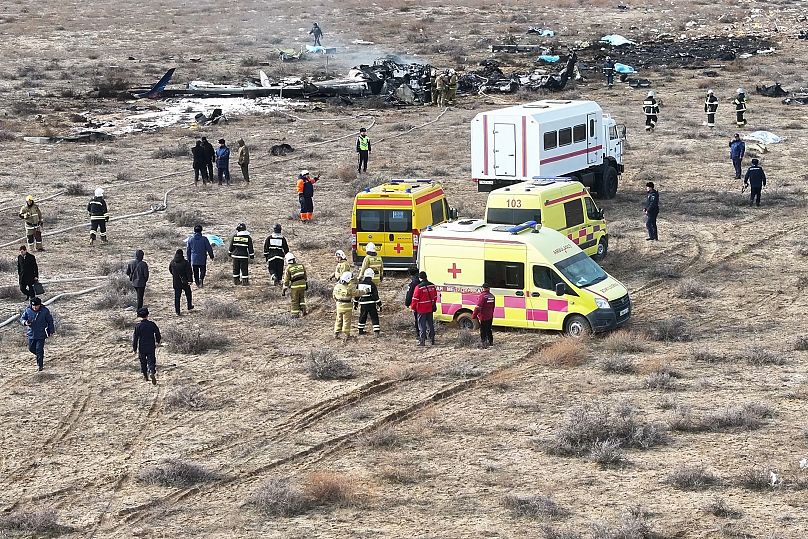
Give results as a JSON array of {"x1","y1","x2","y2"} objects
[{"x1": 296, "y1": 170, "x2": 318, "y2": 222}]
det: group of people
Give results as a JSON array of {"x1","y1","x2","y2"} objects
[
  {"x1": 191, "y1": 137, "x2": 250, "y2": 186},
  {"x1": 429, "y1": 68, "x2": 458, "y2": 107},
  {"x1": 639, "y1": 88, "x2": 749, "y2": 132}
]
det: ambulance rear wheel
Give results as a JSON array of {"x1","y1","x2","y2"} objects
[
  {"x1": 456, "y1": 312, "x2": 475, "y2": 330},
  {"x1": 600, "y1": 167, "x2": 618, "y2": 199},
  {"x1": 564, "y1": 314, "x2": 592, "y2": 338}
]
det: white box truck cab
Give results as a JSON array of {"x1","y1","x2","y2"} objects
[{"x1": 471, "y1": 100, "x2": 626, "y2": 198}]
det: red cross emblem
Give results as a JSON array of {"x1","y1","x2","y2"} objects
[
  {"x1": 447, "y1": 262, "x2": 462, "y2": 279},
  {"x1": 393, "y1": 243, "x2": 403, "y2": 254}
]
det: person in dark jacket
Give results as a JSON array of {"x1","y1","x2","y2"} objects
[
  {"x1": 192, "y1": 140, "x2": 209, "y2": 186},
  {"x1": 17, "y1": 245, "x2": 39, "y2": 301},
  {"x1": 229, "y1": 223, "x2": 255, "y2": 285},
  {"x1": 644, "y1": 181, "x2": 659, "y2": 241},
  {"x1": 168, "y1": 249, "x2": 194, "y2": 315},
  {"x1": 309, "y1": 22, "x2": 323, "y2": 46},
  {"x1": 186, "y1": 225, "x2": 215, "y2": 287},
  {"x1": 704, "y1": 89, "x2": 719, "y2": 128},
  {"x1": 216, "y1": 138, "x2": 231, "y2": 186},
  {"x1": 296, "y1": 170, "x2": 318, "y2": 222},
  {"x1": 132, "y1": 307, "x2": 161, "y2": 385},
  {"x1": 403, "y1": 266, "x2": 420, "y2": 337},
  {"x1": 356, "y1": 128, "x2": 371, "y2": 173},
  {"x1": 263, "y1": 223, "x2": 289, "y2": 286},
  {"x1": 356, "y1": 268, "x2": 382, "y2": 337},
  {"x1": 20, "y1": 297, "x2": 54, "y2": 371},
  {"x1": 87, "y1": 187, "x2": 109, "y2": 245},
  {"x1": 642, "y1": 91, "x2": 659, "y2": 132},
  {"x1": 201, "y1": 137, "x2": 215, "y2": 180},
  {"x1": 603, "y1": 56, "x2": 615, "y2": 87},
  {"x1": 734, "y1": 88, "x2": 748, "y2": 127},
  {"x1": 472, "y1": 283, "x2": 495, "y2": 347},
  {"x1": 410, "y1": 271, "x2": 438, "y2": 346},
  {"x1": 729, "y1": 133, "x2": 746, "y2": 180},
  {"x1": 125, "y1": 249, "x2": 149, "y2": 310},
  {"x1": 744, "y1": 158, "x2": 767, "y2": 207}
]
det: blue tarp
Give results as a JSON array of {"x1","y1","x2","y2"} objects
[
  {"x1": 537, "y1": 55, "x2": 560, "y2": 63},
  {"x1": 185, "y1": 234, "x2": 224, "y2": 247},
  {"x1": 614, "y1": 63, "x2": 636, "y2": 74}
]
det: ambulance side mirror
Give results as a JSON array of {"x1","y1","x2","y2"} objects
[
  {"x1": 555, "y1": 283, "x2": 566, "y2": 296},
  {"x1": 449, "y1": 207, "x2": 459, "y2": 220},
  {"x1": 597, "y1": 209, "x2": 604, "y2": 220},
  {"x1": 617, "y1": 124, "x2": 627, "y2": 139}
]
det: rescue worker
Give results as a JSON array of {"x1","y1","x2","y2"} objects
[
  {"x1": 20, "y1": 297, "x2": 54, "y2": 372},
  {"x1": 435, "y1": 70, "x2": 448, "y2": 107},
  {"x1": 744, "y1": 158, "x2": 767, "y2": 207},
  {"x1": 87, "y1": 187, "x2": 109, "y2": 245},
  {"x1": 132, "y1": 307, "x2": 161, "y2": 385},
  {"x1": 704, "y1": 89, "x2": 719, "y2": 128},
  {"x1": 237, "y1": 138, "x2": 250, "y2": 183},
  {"x1": 359, "y1": 242, "x2": 383, "y2": 284},
  {"x1": 644, "y1": 181, "x2": 659, "y2": 241},
  {"x1": 216, "y1": 139, "x2": 231, "y2": 185},
  {"x1": 19, "y1": 195, "x2": 44, "y2": 251},
  {"x1": 472, "y1": 283, "x2": 495, "y2": 348},
  {"x1": 201, "y1": 137, "x2": 215, "y2": 181},
  {"x1": 734, "y1": 88, "x2": 748, "y2": 127},
  {"x1": 17, "y1": 245, "x2": 39, "y2": 301},
  {"x1": 603, "y1": 56, "x2": 615, "y2": 87},
  {"x1": 356, "y1": 268, "x2": 382, "y2": 337},
  {"x1": 309, "y1": 22, "x2": 323, "y2": 46},
  {"x1": 126, "y1": 249, "x2": 149, "y2": 310},
  {"x1": 332, "y1": 250, "x2": 352, "y2": 282},
  {"x1": 169, "y1": 249, "x2": 194, "y2": 315},
  {"x1": 642, "y1": 91, "x2": 659, "y2": 132},
  {"x1": 404, "y1": 265, "x2": 420, "y2": 337},
  {"x1": 296, "y1": 170, "x2": 317, "y2": 222},
  {"x1": 186, "y1": 224, "x2": 215, "y2": 288},
  {"x1": 333, "y1": 271, "x2": 359, "y2": 340},
  {"x1": 446, "y1": 69, "x2": 458, "y2": 105},
  {"x1": 356, "y1": 128, "x2": 371, "y2": 173},
  {"x1": 411, "y1": 271, "x2": 438, "y2": 346},
  {"x1": 729, "y1": 133, "x2": 746, "y2": 180},
  {"x1": 282, "y1": 252, "x2": 308, "y2": 317},
  {"x1": 192, "y1": 140, "x2": 209, "y2": 186},
  {"x1": 263, "y1": 223, "x2": 289, "y2": 286},
  {"x1": 228, "y1": 223, "x2": 255, "y2": 285},
  {"x1": 429, "y1": 67, "x2": 438, "y2": 106}
]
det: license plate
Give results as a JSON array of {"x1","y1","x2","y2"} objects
[{"x1": 619, "y1": 308, "x2": 629, "y2": 316}]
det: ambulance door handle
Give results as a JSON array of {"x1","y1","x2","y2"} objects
[
  {"x1": 515, "y1": 291, "x2": 524, "y2": 297},
  {"x1": 531, "y1": 292, "x2": 540, "y2": 297},
  {"x1": 389, "y1": 234, "x2": 394, "y2": 241}
]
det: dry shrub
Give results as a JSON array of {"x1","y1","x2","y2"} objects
[
  {"x1": 691, "y1": 347, "x2": 725, "y2": 363},
  {"x1": 603, "y1": 331, "x2": 648, "y2": 353},
  {"x1": 336, "y1": 163, "x2": 357, "y2": 182},
  {"x1": 304, "y1": 471, "x2": 359, "y2": 507},
  {"x1": 360, "y1": 425, "x2": 401, "y2": 448},
  {"x1": 0, "y1": 130, "x2": 15, "y2": 141},
  {"x1": 666, "y1": 465, "x2": 719, "y2": 490},
  {"x1": 502, "y1": 493, "x2": 568, "y2": 519},
  {"x1": 248, "y1": 479, "x2": 309, "y2": 516},
  {"x1": 64, "y1": 182, "x2": 89, "y2": 196},
  {"x1": 704, "y1": 497, "x2": 742, "y2": 519},
  {"x1": 454, "y1": 329, "x2": 480, "y2": 349},
  {"x1": 206, "y1": 299, "x2": 242, "y2": 319},
  {"x1": 706, "y1": 402, "x2": 773, "y2": 431},
  {"x1": 93, "y1": 274, "x2": 136, "y2": 310},
  {"x1": 379, "y1": 464, "x2": 422, "y2": 484},
  {"x1": 163, "y1": 327, "x2": 229, "y2": 354},
  {"x1": 306, "y1": 279, "x2": 333, "y2": 301},
  {"x1": 166, "y1": 209, "x2": 207, "y2": 227},
  {"x1": 84, "y1": 152, "x2": 111, "y2": 165},
  {"x1": 0, "y1": 508, "x2": 68, "y2": 534},
  {"x1": 543, "y1": 528, "x2": 582, "y2": 539},
  {"x1": 307, "y1": 350, "x2": 354, "y2": 380},
  {"x1": 152, "y1": 143, "x2": 190, "y2": 159},
  {"x1": 645, "y1": 371, "x2": 676, "y2": 390},
  {"x1": 588, "y1": 439, "x2": 626, "y2": 466},
  {"x1": 443, "y1": 360, "x2": 482, "y2": 378},
  {"x1": 542, "y1": 338, "x2": 587, "y2": 367},
  {"x1": 137, "y1": 458, "x2": 220, "y2": 487},
  {"x1": 744, "y1": 349, "x2": 786, "y2": 366},
  {"x1": 274, "y1": 312, "x2": 304, "y2": 327},
  {"x1": 98, "y1": 259, "x2": 126, "y2": 276},
  {"x1": 737, "y1": 466, "x2": 781, "y2": 490},
  {"x1": 647, "y1": 316, "x2": 692, "y2": 342},
  {"x1": 0, "y1": 258, "x2": 14, "y2": 273},
  {"x1": 383, "y1": 363, "x2": 433, "y2": 381},
  {"x1": 109, "y1": 313, "x2": 135, "y2": 329},
  {"x1": 165, "y1": 384, "x2": 208, "y2": 410},
  {"x1": 0, "y1": 285, "x2": 22, "y2": 299},
  {"x1": 675, "y1": 278, "x2": 711, "y2": 298},
  {"x1": 602, "y1": 356, "x2": 635, "y2": 374},
  {"x1": 590, "y1": 506, "x2": 654, "y2": 539}
]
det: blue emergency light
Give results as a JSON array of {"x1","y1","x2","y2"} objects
[{"x1": 508, "y1": 221, "x2": 538, "y2": 234}]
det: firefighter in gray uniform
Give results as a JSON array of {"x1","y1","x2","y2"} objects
[
  {"x1": 228, "y1": 223, "x2": 255, "y2": 285},
  {"x1": 356, "y1": 268, "x2": 382, "y2": 337}
]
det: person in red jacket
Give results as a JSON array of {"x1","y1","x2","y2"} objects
[
  {"x1": 472, "y1": 282, "x2": 495, "y2": 347},
  {"x1": 410, "y1": 271, "x2": 438, "y2": 346}
]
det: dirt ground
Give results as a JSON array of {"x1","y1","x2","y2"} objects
[{"x1": 1, "y1": 0, "x2": 807, "y2": 537}]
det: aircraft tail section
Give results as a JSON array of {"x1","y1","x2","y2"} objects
[{"x1": 136, "y1": 68, "x2": 176, "y2": 98}]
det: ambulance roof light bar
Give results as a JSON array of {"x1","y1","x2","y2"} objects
[{"x1": 508, "y1": 221, "x2": 539, "y2": 235}]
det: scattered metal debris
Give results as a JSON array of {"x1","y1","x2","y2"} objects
[
  {"x1": 527, "y1": 27, "x2": 555, "y2": 37},
  {"x1": 270, "y1": 143, "x2": 295, "y2": 156},
  {"x1": 756, "y1": 83, "x2": 788, "y2": 97},
  {"x1": 23, "y1": 130, "x2": 115, "y2": 144},
  {"x1": 459, "y1": 53, "x2": 578, "y2": 94}
]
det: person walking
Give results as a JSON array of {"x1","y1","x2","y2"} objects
[
  {"x1": 132, "y1": 307, "x2": 161, "y2": 385},
  {"x1": 125, "y1": 249, "x2": 149, "y2": 310},
  {"x1": 644, "y1": 181, "x2": 659, "y2": 241},
  {"x1": 17, "y1": 245, "x2": 39, "y2": 301},
  {"x1": 282, "y1": 252, "x2": 308, "y2": 317},
  {"x1": 19, "y1": 195, "x2": 44, "y2": 251},
  {"x1": 309, "y1": 23, "x2": 323, "y2": 46},
  {"x1": 603, "y1": 56, "x2": 615, "y2": 87},
  {"x1": 20, "y1": 297, "x2": 54, "y2": 372},
  {"x1": 734, "y1": 88, "x2": 748, "y2": 127},
  {"x1": 356, "y1": 268, "x2": 382, "y2": 337},
  {"x1": 296, "y1": 170, "x2": 317, "y2": 222},
  {"x1": 404, "y1": 265, "x2": 420, "y2": 337},
  {"x1": 186, "y1": 225, "x2": 215, "y2": 288},
  {"x1": 356, "y1": 128, "x2": 371, "y2": 173},
  {"x1": 201, "y1": 137, "x2": 215, "y2": 181},
  {"x1": 263, "y1": 224, "x2": 289, "y2": 286},
  {"x1": 228, "y1": 223, "x2": 255, "y2": 286},
  {"x1": 744, "y1": 158, "x2": 767, "y2": 207},
  {"x1": 192, "y1": 140, "x2": 209, "y2": 186},
  {"x1": 642, "y1": 91, "x2": 659, "y2": 132},
  {"x1": 333, "y1": 271, "x2": 359, "y2": 340},
  {"x1": 216, "y1": 138, "x2": 231, "y2": 186},
  {"x1": 704, "y1": 89, "x2": 719, "y2": 128},
  {"x1": 331, "y1": 250, "x2": 352, "y2": 282},
  {"x1": 237, "y1": 138, "x2": 250, "y2": 183},
  {"x1": 87, "y1": 187, "x2": 109, "y2": 245},
  {"x1": 411, "y1": 271, "x2": 438, "y2": 346},
  {"x1": 729, "y1": 133, "x2": 746, "y2": 180},
  {"x1": 169, "y1": 249, "x2": 194, "y2": 315},
  {"x1": 359, "y1": 242, "x2": 383, "y2": 284},
  {"x1": 472, "y1": 283, "x2": 495, "y2": 348}
]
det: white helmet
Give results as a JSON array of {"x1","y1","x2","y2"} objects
[
  {"x1": 340, "y1": 271, "x2": 353, "y2": 283},
  {"x1": 363, "y1": 268, "x2": 375, "y2": 279},
  {"x1": 647, "y1": 91, "x2": 655, "y2": 97},
  {"x1": 335, "y1": 249, "x2": 346, "y2": 260},
  {"x1": 707, "y1": 89, "x2": 714, "y2": 95},
  {"x1": 365, "y1": 242, "x2": 377, "y2": 253},
  {"x1": 301, "y1": 169, "x2": 309, "y2": 176},
  {"x1": 94, "y1": 187, "x2": 104, "y2": 197},
  {"x1": 285, "y1": 252, "x2": 296, "y2": 263},
  {"x1": 737, "y1": 88, "x2": 744, "y2": 94}
]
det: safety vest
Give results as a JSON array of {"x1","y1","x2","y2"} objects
[
  {"x1": 362, "y1": 255, "x2": 384, "y2": 282},
  {"x1": 358, "y1": 135, "x2": 370, "y2": 151},
  {"x1": 285, "y1": 263, "x2": 307, "y2": 288},
  {"x1": 333, "y1": 282, "x2": 355, "y2": 303}
]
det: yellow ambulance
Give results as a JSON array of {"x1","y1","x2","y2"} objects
[
  {"x1": 417, "y1": 219, "x2": 630, "y2": 336},
  {"x1": 352, "y1": 179, "x2": 454, "y2": 270},
  {"x1": 485, "y1": 178, "x2": 609, "y2": 259}
]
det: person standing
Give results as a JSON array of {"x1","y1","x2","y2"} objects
[
  {"x1": 296, "y1": 170, "x2": 317, "y2": 222},
  {"x1": 309, "y1": 23, "x2": 323, "y2": 46},
  {"x1": 472, "y1": 283, "x2": 495, "y2": 348},
  {"x1": 331, "y1": 250, "x2": 352, "y2": 282},
  {"x1": 744, "y1": 158, "x2": 767, "y2": 207},
  {"x1": 228, "y1": 223, "x2": 255, "y2": 286},
  {"x1": 435, "y1": 70, "x2": 448, "y2": 107},
  {"x1": 734, "y1": 88, "x2": 748, "y2": 127},
  {"x1": 263, "y1": 224, "x2": 289, "y2": 286},
  {"x1": 186, "y1": 225, "x2": 215, "y2": 288},
  {"x1": 429, "y1": 67, "x2": 438, "y2": 106},
  {"x1": 333, "y1": 271, "x2": 359, "y2": 340},
  {"x1": 192, "y1": 140, "x2": 209, "y2": 186},
  {"x1": 404, "y1": 265, "x2": 420, "y2": 337},
  {"x1": 411, "y1": 271, "x2": 438, "y2": 346},
  {"x1": 216, "y1": 138, "x2": 231, "y2": 186},
  {"x1": 446, "y1": 69, "x2": 458, "y2": 105},
  {"x1": 603, "y1": 56, "x2": 615, "y2": 87},
  {"x1": 20, "y1": 297, "x2": 54, "y2": 372},
  {"x1": 356, "y1": 268, "x2": 382, "y2": 337},
  {"x1": 169, "y1": 249, "x2": 194, "y2": 315},
  {"x1": 282, "y1": 252, "x2": 308, "y2": 317},
  {"x1": 642, "y1": 91, "x2": 659, "y2": 132},
  {"x1": 19, "y1": 195, "x2": 44, "y2": 251},
  {"x1": 704, "y1": 89, "x2": 719, "y2": 128},
  {"x1": 87, "y1": 187, "x2": 109, "y2": 245},
  {"x1": 17, "y1": 245, "x2": 39, "y2": 301},
  {"x1": 359, "y1": 242, "x2": 383, "y2": 284},
  {"x1": 644, "y1": 181, "x2": 659, "y2": 241},
  {"x1": 356, "y1": 128, "x2": 371, "y2": 173},
  {"x1": 237, "y1": 138, "x2": 250, "y2": 183},
  {"x1": 729, "y1": 133, "x2": 746, "y2": 180},
  {"x1": 201, "y1": 137, "x2": 215, "y2": 181},
  {"x1": 132, "y1": 307, "x2": 161, "y2": 385},
  {"x1": 126, "y1": 249, "x2": 149, "y2": 310}
]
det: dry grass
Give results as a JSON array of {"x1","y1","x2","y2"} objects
[
  {"x1": 303, "y1": 471, "x2": 360, "y2": 507},
  {"x1": 248, "y1": 478, "x2": 309, "y2": 516},
  {"x1": 645, "y1": 371, "x2": 676, "y2": 391},
  {"x1": 443, "y1": 360, "x2": 482, "y2": 378},
  {"x1": 602, "y1": 356, "x2": 636, "y2": 374},
  {"x1": 205, "y1": 299, "x2": 242, "y2": 319},
  {"x1": 137, "y1": 459, "x2": 220, "y2": 487},
  {"x1": 590, "y1": 506, "x2": 654, "y2": 539},
  {"x1": 165, "y1": 384, "x2": 209, "y2": 410},
  {"x1": 360, "y1": 425, "x2": 402, "y2": 448},
  {"x1": 454, "y1": 329, "x2": 480, "y2": 349},
  {"x1": 0, "y1": 508, "x2": 69, "y2": 535},
  {"x1": 670, "y1": 403, "x2": 773, "y2": 432},
  {"x1": 152, "y1": 143, "x2": 190, "y2": 159},
  {"x1": 743, "y1": 348, "x2": 786, "y2": 366},
  {"x1": 704, "y1": 497, "x2": 742, "y2": 519},
  {"x1": 647, "y1": 316, "x2": 692, "y2": 342},
  {"x1": 502, "y1": 493, "x2": 568, "y2": 519},
  {"x1": 603, "y1": 331, "x2": 648, "y2": 353},
  {"x1": 737, "y1": 466, "x2": 781, "y2": 490},
  {"x1": 666, "y1": 465, "x2": 719, "y2": 490},
  {"x1": 166, "y1": 209, "x2": 207, "y2": 227},
  {"x1": 675, "y1": 278, "x2": 711, "y2": 298},
  {"x1": 541, "y1": 338, "x2": 587, "y2": 367},
  {"x1": 163, "y1": 327, "x2": 230, "y2": 354},
  {"x1": 64, "y1": 182, "x2": 89, "y2": 196},
  {"x1": 306, "y1": 350, "x2": 355, "y2": 380}
]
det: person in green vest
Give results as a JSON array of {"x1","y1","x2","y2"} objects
[{"x1": 356, "y1": 127, "x2": 371, "y2": 173}]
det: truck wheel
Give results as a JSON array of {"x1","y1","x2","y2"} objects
[
  {"x1": 456, "y1": 312, "x2": 475, "y2": 330},
  {"x1": 564, "y1": 314, "x2": 592, "y2": 338},
  {"x1": 600, "y1": 167, "x2": 618, "y2": 199},
  {"x1": 594, "y1": 237, "x2": 608, "y2": 261}
]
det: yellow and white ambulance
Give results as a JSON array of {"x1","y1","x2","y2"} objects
[
  {"x1": 417, "y1": 219, "x2": 631, "y2": 336},
  {"x1": 485, "y1": 178, "x2": 609, "y2": 259}
]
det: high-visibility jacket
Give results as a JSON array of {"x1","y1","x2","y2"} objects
[
  {"x1": 87, "y1": 196, "x2": 108, "y2": 221},
  {"x1": 360, "y1": 255, "x2": 384, "y2": 283},
  {"x1": 333, "y1": 260, "x2": 352, "y2": 281},
  {"x1": 283, "y1": 262, "x2": 307, "y2": 289},
  {"x1": 333, "y1": 281, "x2": 357, "y2": 304},
  {"x1": 642, "y1": 98, "x2": 659, "y2": 116},
  {"x1": 448, "y1": 73, "x2": 458, "y2": 90},
  {"x1": 263, "y1": 233, "x2": 289, "y2": 262},
  {"x1": 410, "y1": 280, "x2": 437, "y2": 314},
  {"x1": 228, "y1": 231, "x2": 255, "y2": 259},
  {"x1": 356, "y1": 135, "x2": 371, "y2": 152},
  {"x1": 19, "y1": 202, "x2": 42, "y2": 227},
  {"x1": 297, "y1": 177, "x2": 316, "y2": 196}
]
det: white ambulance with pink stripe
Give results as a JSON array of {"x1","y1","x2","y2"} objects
[
  {"x1": 471, "y1": 100, "x2": 625, "y2": 198},
  {"x1": 417, "y1": 219, "x2": 631, "y2": 337}
]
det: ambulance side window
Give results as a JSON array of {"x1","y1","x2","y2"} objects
[
  {"x1": 543, "y1": 131, "x2": 557, "y2": 150},
  {"x1": 533, "y1": 266, "x2": 564, "y2": 291},
  {"x1": 357, "y1": 209, "x2": 384, "y2": 232},
  {"x1": 484, "y1": 261, "x2": 525, "y2": 290},
  {"x1": 563, "y1": 200, "x2": 585, "y2": 228},
  {"x1": 584, "y1": 197, "x2": 600, "y2": 220},
  {"x1": 430, "y1": 200, "x2": 444, "y2": 225}
]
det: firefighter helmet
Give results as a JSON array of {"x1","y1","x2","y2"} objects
[
  {"x1": 335, "y1": 249, "x2": 346, "y2": 260},
  {"x1": 363, "y1": 268, "x2": 375, "y2": 279},
  {"x1": 236, "y1": 223, "x2": 247, "y2": 232},
  {"x1": 365, "y1": 242, "x2": 377, "y2": 253},
  {"x1": 285, "y1": 252, "x2": 296, "y2": 263},
  {"x1": 340, "y1": 271, "x2": 353, "y2": 283}
]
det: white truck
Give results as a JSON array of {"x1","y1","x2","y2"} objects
[{"x1": 470, "y1": 100, "x2": 626, "y2": 198}]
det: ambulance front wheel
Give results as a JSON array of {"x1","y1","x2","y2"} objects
[
  {"x1": 564, "y1": 314, "x2": 592, "y2": 338},
  {"x1": 595, "y1": 237, "x2": 608, "y2": 261},
  {"x1": 455, "y1": 312, "x2": 476, "y2": 330}
]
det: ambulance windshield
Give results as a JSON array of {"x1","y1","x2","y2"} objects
[{"x1": 555, "y1": 252, "x2": 607, "y2": 288}]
